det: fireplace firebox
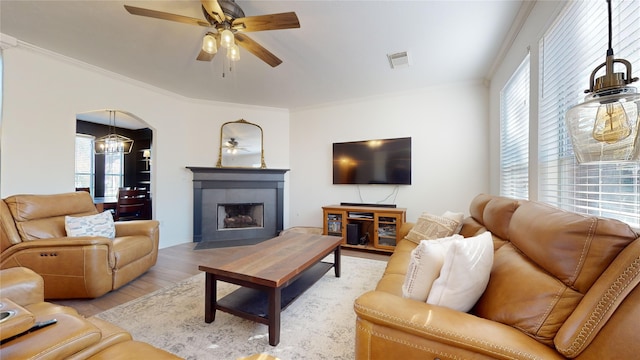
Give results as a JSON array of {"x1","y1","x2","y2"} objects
[{"x1": 218, "y1": 203, "x2": 264, "y2": 229}]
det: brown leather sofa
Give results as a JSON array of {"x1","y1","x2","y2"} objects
[
  {"x1": 0, "y1": 266, "x2": 181, "y2": 359},
  {"x1": 354, "y1": 194, "x2": 640, "y2": 359},
  {"x1": 0, "y1": 192, "x2": 159, "y2": 299}
]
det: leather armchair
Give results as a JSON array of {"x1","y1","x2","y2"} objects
[
  {"x1": 0, "y1": 267, "x2": 181, "y2": 359},
  {"x1": 355, "y1": 194, "x2": 640, "y2": 359},
  {"x1": 0, "y1": 192, "x2": 159, "y2": 299}
]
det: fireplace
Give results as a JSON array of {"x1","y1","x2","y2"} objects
[{"x1": 188, "y1": 167, "x2": 289, "y2": 244}]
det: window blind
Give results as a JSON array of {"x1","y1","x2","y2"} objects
[
  {"x1": 104, "y1": 152, "x2": 124, "y2": 198},
  {"x1": 539, "y1": 0, "x2": 640, "y2": 227},
  {"x1": 500, "y1": 54, "x2": 530, "y2": 200},
  {"x1": 75, "y1": 134, "x2": 94, "y2": 190}
]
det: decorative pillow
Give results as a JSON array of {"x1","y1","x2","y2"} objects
[
  {"x1": 402, "y1": 234, "x2": 462, "y2": 301},
  {"x1": 426, "y1": 231, "x2": 494, "y2": 312},
  {"x1": 443, "y1": 210, "x2": 465, "y2": 233},
  {"x1": 65, "y1": 211, "x2": 115, "y2": 239},
  {"x1": 404, "y1": 213, "x2": 460, "y2": 244}
]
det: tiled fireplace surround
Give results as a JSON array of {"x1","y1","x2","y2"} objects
[{"x1": 187, "y1": 167, "x2": 289, "y2": 244}]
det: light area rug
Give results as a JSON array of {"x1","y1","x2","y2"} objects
[{"x1": 93, "y1": 255, "x2": 387, "y2": 360}]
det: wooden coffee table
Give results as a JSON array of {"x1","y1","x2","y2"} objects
[{"x1": 198, "y1": 232, "x2": 342, "y2": 346}]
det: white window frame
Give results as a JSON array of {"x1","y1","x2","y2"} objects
[{"x1": 75, "y1": 134, "x2": 95, "y2": 193}]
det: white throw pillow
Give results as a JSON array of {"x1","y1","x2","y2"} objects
[
  {"x1": 426, "y1": 231, "x2": 494, "y2": 312},
  {"x1": 402, "y1": 234, "x2": 462, "y2": 301},
  {"x1": 65, "y1": 211, "x2": 116, "y2": 239}
]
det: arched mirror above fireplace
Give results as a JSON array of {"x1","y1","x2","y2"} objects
[{"x1": 216, "y1": 119, "x2": 266, "y2": 168}]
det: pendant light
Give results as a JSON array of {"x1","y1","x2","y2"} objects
[
  {"x1": 565, "y1": 0, "x2": 640, "y2": 163},
  {"x1": 94, "y1": 110, "x2": 134, "y2": 155}
]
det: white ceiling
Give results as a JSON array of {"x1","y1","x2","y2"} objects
[{"x1": 1, "y1": 0, "x2": 526, "y2": 115}]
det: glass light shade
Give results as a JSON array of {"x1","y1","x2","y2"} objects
[
  {"x1": 565, "y1": 87, "x2": 640, "y2": 163},
  {"x1": 227, "y1": 44, "x2": 240, "y2": 61},
  {"x1": 202, "y1": 34, "x2": 217, "y2": 54},
  {"x1": 94, "y1": 134, "x2": 134, "y2": 154},
  {"x1": 220, "y1": 29, "x2": 234, "y2": 48}
]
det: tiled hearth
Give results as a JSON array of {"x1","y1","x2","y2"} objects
[{"x1": 187, "y1": 167, "x2": 289, "y2": 244}]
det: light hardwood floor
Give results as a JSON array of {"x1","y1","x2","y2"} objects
[{"x1": 53, "y1": 242, "x2": 389, "y2": 317}]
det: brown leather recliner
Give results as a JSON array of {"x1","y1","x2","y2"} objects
[
  {"x1": 354, "y1": 194, "x2": 640, "y2": 359},
  {"x1": 0, "y1": 192, "x2": 159, "y2": 299},
  {"x1": 0, "y1": 266, "x2": 181, "y2": 359}
]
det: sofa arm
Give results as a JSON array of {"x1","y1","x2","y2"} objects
[
  {"x1": 115, "y1": 220, "x2": 159, "y2": 240},
  {"x1": 1, "y1": 238, "x2": 115, "y2": 299},
  {"x1": 1, "y1": 237, "x2": 115, "y2": 267},
  {"x1": 0, "y1": 267, "x2": 44, "y2": 306},
  {"x1": 354, "y1": 291, "x2": 564, "y2": 360},
  {"x1": 397, "y1": 222, "x2": 413, "y2": 240}
]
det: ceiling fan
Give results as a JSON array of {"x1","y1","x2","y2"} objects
[
  {"x1": 224, "y1": 138, "x2": 249, "y2": 153},
  {"x1": 124, "y1": 0, "x2": 300, "y2": 67}
]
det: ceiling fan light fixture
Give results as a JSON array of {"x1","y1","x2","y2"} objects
[
  {"x1": 202, "y1": 33, "x2": 217, "y2": 54},
  {"x1": 220, "y1": 29, "x2": 234, "y2": 48},
  {"x1": 228, "y1": 44, "x2": 240, "y2": 61}
]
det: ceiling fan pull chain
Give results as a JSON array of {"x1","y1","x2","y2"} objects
[{"x1": 222, "y1": 55, "x2": 227, "y2": 78}]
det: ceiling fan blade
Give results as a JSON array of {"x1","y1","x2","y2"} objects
[
  {"x1": 196, "y1": 49, "x2": 216, "y2": 61},
  {"x1": 124, "y1": 5, "x2": 210, "y2": 27},
  {"x1": 232, "y1": 12, "x2": 300, "y2": 32},
  {"x1": 234, "y1": 33, "x2": 282, "y2": 67},
  {"x1": 201, "y1": 0, "x2": 226, "y2": 24}
]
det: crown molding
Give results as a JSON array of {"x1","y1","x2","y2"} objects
[
  {"x1": 0, "y1": 33, "x2": 18, "y2": 50},
  {"x1": 485, "y1": 1, "x2": 536, "y2": 82}
]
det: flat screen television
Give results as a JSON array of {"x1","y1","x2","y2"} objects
[{"x1": 333, "y1": 137, "x2": 411, "y2": 185}]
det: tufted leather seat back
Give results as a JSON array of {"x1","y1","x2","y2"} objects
[
  {"x1": 3, "y1": 192, "x2": 98, "y2": 241},
  {"x1": 465, "y1": 194, "x2": 639, "y2": 356}
]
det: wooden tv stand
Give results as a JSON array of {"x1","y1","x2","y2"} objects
[{"x1": 322, "y1": 205, "x2": 406, "y2": 253}]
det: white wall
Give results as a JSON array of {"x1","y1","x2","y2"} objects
[
  {"x1": 289, "y1": 82, "x2": 490, "y2": 226},
  {"x1": 2, "y1": 39, "x2": 494, "y2": 245},
  {"x1": 0, "y1": 44, "x2": 290, "y2": 248}
]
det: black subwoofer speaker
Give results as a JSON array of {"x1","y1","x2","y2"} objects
[{"x1": 346, "y1": 223, "x2": 360, "y2": 245}]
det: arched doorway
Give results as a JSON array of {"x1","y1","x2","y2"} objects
[{"x1": 75, "y1": 109, "x2": 154, "y2": 218}]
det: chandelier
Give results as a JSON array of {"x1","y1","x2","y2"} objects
[{"x1": 94, "y1": 110, "x2": 134, "y2": 155}]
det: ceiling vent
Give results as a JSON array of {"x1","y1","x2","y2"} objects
[{"x1": 387, "y1": 51, "x2": 410, "y2": 69}]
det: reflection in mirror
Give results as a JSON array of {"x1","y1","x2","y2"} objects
[{"x1": 217, "y1": 119, "x2": 266, "y2": 168}]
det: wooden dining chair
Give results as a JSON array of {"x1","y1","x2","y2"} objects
[{"x1": 114, "y1": 187, "x2": 147, "y2": 221}]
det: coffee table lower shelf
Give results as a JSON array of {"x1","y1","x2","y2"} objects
[
  {"x1": 217, "y1": 261, "x2": 333, "y2": 319},
  {"x1": 209, "y1": 260, "x2": 336, "y2": 345}
]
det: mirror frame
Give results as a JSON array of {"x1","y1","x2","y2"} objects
[{"x1": 216, "y1": 119, "x2": 266, "y2": 169}]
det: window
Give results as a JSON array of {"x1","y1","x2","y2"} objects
[
  {"x1": 75, "y1": 134, "x2": 124, "y2": 198},
  {"x1": 538, "y1": 0, "x2": 640, "y2": 227},
  {"x1": 75, "y1": 134, "x2": 94, "y2": 192},
  {"x1": 500, "y1": 54, "x2": 530, "y2": 200},
  {"x1": 104, "y1": 151, "x2": 124, "y2": 198}
]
